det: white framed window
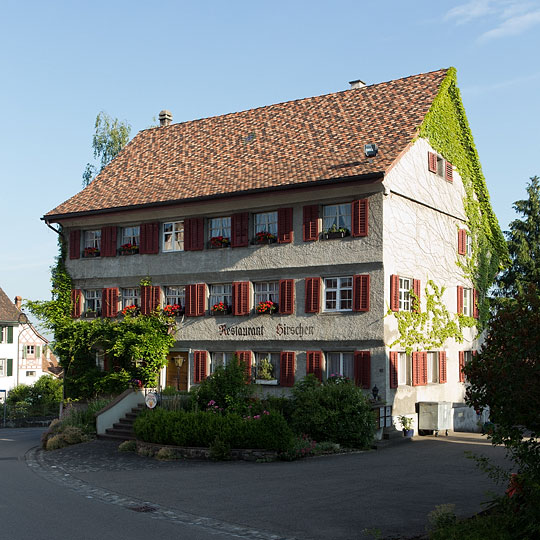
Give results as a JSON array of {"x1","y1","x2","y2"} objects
[
  {"x1": 26, "y1": 371, "x2": 36, "y2": 377},
  {"x1": 398, "y1": 352, "x2": 411, "y2": 386},
  {"x1": 85, "y1": 290, "x2": 102, "y2": 314},
  {"x1": 0, "y1": 359, "x2": 5, "y2": 377},
  {"x1": 254, "y1": 282, "x2": 279, "y2": 304},
  {"x1": 323, "y1": 277, "x2": 353, "y2": 311},
  {"x1": 254, "y1": 211, "x2": 278, "y2": 236},
  {"x1": 25, "y1": 345, "x2": 35, "y2": 357},
  {"x1": 462, "y1": 288, "x2": 472, "y2": 317},
  {"x1": 255, "y1": 352, "x2": 280, "y2": 381},
  {"x1": 163, "y1": 221, "x2": 184, "y2": 252},
  {"x1": 121, "y1": 288, "x2": 140, "y2": 309},
  {"x1": 399, "y1": 277, "x2": 412, "y2": 311},
  {"x1": 210, "y1": 352, "x2": 234, "y2": 373},
  {"x1": 427, "y1": 352, "x2": 439, "y2": 383},
  {"x1": 209, "y1": 284, "x2": 232, "y2": 308},
  {"x1": 84, "y1": 230, "x2": 101, "y2": 249},
  {"x1": 325, "y1": 352, "x2": 354, "y2": 379},
  {"x1": 322, "y1": 203, "x2": 351, "y2": 233},
  {"x1": 165, "y1": 286, "x2": 185, "y2": 306},
  {"x1": 208, "y1": 217, "x2": 231, "y2": 240},
  {"x1": 122, "y1": 226, "x2": 140, "y2": 247}
]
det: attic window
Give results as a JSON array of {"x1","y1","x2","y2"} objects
[{"x1": 428, "y1": 151, "x2": 453, "y2": 183}]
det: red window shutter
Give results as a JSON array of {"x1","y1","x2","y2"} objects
[
  {"x1": 473, "y1": 289, "x2": 479, "y2": 319},
  {"x1": 185, "y1": 284, "x2": 206, "y2": 316},
  {"x1": 428, "y1": 151, "x2": 437, "y2": 173},
  {"x1": 69, "y1": 230, "x2": 80, "y2": 259},
  {"x1": 102, "y1": 288, "x2": 119, "y2": 318},
  {"x1": 232, "y1": 281, "x2": 250, "y2": 315},
  {"x1": 354, "y1": 351, "x2": 371, "y2": 389},
  {"x1": 193, "y1": 351, "x2": 207, "y2": 383},
  {"x1": 420, "y1": 352, "x2": 428, "y2": 385},
  {"x1": 305, "y1": 277, "x2": 321, "y2": 313},
  {"x1": 413, "y1": 279, "x2": 421, "y2": 313},
  {"x1": 352, "y1": 199, "x2": 368, "y2": 237},
  {"x1": 459, "y1": 351, "x2": 465, "y2": 382},
  {"x1": 235, "y1": 351, "x2": 252, "y2": 380},
  {"x1": 277, "y1": 207, "x2": 293, "y2": 244},
  {"x1": 71, "y1": 289, "x2": 82, "y2": 318},
  {"x1": 141, "y1": 286, "x2": 160, "y2": 315},
  {"x1": 458, "y1": 229, "x2": 467, "y2": 255},
  {"x1": 390, "y1": 274, "x2": 400, "y2": 312},
  {"x1": 184, "y1": 218, "x2": 204, "y2": 251},
  {"x1": 445, "y1": 161, "x2": 453, "y2": 182},
  {"x1": 306, "y1": 351, "x2": 322, "y2": 381},
  {"x1": 389, "y1": 351, "x2": 398, "y2": 389},
  {"x1": 457, "y1": 286, "x2": 463, "y2": 314},
  {"x1": 139, "y1": 222, "x2": 159, "y2": 254},
  {"x1": 353, "y1": 274, "x2": 370, "y2": 312},
  {"x1": 231, "y1": 212, "x2": 249, "y2": 247},
  {"x1": 302, "y1": 205, "x2": 319, "y2": 241},
  {"x1": 439, "y1": 352, "x2": 447, "y2": 384},
  {"x1": 280, "y1": 352, "x2": 295, "y2": 387},
  {"x1": 101, "y1": 226, "x2": 117, "y2": 257},
  {"x1": 279, "y1": 279, "x2": 294, "y2": 314}
]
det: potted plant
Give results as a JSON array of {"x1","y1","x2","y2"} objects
[
  {"x1": 398, "y1": 415, "x2": 414, "y2": 437},
  {"x1": 255, "y1": 357, "x2": 278, "y2": 385},
  {"x1": 211, "y1": 302, "x2": 230, "y2": 315},
  {"x1": 322, "y1": 224, "x2": 350, "y2": 240},
  {"x1": 163, "y1": 304, "x2": 183, "y2": 317},
  {"x1": 254, "y1": 231, "x2": 277, "y2": 244},
  {"x1": 83, "y1": 246, "x2": 100, "y2": 257},
  {"x1": 209, "y1": 236, "x2": 230, "y2": 248},
  {"x1": 255, "y1": 300, "x2": 278, "y2": 314},
  {"x1": 119, "y1": 242, "x2": 139, "y2": 255}
]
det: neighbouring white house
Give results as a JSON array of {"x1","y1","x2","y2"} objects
[
  {"x1": 0, "y1": 288, "x2": 57, "y2": 400},
  {"x1": 43, "y1": 68, "x2": 504, "y2": 434}
]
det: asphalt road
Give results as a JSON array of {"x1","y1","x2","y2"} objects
[{"x1": 1, "y1": 428, "x2": 510, "y2": 539}]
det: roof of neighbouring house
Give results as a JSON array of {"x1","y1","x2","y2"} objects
[
  {"x1": 45, "y1": 68, "x2": 449, "y2": 220},
  {"x1": 0, "y1": 287, "x2": 21, "y2": 322}
]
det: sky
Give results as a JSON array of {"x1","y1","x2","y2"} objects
[{"x1": 1, "y1": 0, "x2": 539, "y2": 317}]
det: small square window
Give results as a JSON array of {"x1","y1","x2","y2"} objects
[
  {"x1": 163, "y1": 221, "x2": 184, "y2": 252},
  {"x1": 121, "y1": 288, "x2": 140, "y2": 309},
  {"x1": 322, "y1": 204, "x2": 351, "y2": 234},
  {"x1": 26, "y1": 371, "x2": 36, "y2": 377},
  {"x1": 325, "y1": 352, "x2": 354, "y2": 379},
  {"x1": 84, "y1": 230, "x2": 101, "y2": 255},
  {"x1": 255, "y1": 352, "x2": 280, "y2": 382},
  {"x1": 211, "y1": 352, "x2": 234, "y2": 373},
  {"x1": 254, "y1": 282, "x2": 278, "y2": 305},
  {"x1": 323, "y1": 277, "x2": 352, "y2": 312},
  {"x1": 165, "y1": 286, "x2": 185, "y2": 307},
  {"x1": 254, "y1": 212, "x2": 278, "y2": 238},
  {"x1": 85, "y1": 290, "x2": 102, "y2": 314},
  {"x1": 209, "y1": 284, "x2": 232, "y2": 311},
  {"x1": 208, "y1": 217, "x2": 231, "y2": 245},
  {"x1": 25, "y1": 345, "x2": 35, "y2": 357},
  {"x1": 121, "y1": 226, "x2": 140, "y2": 247}
]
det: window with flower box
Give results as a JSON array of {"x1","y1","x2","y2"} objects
[
  {"x1": 84, "y1": 290, "x2": 102, "y2": 315},
  {"x1": 210, "y1": 352, "x2": 234, "y2": 374},
  {"x1": 209, "y1": 284, "x2": 232, "y2": 314},
  {"x1": 208, "y1": 217, "x2": 231, "y2": 248},
  {"x1": 120, "y1": 226, "x2": 140, "y2": 253},
  {"x1": 322, "y1": 203, "x2": 351, "y2": 238},
  {"x1": 164, "y1": 286, "x2": 185, "y2": 315},
  {"x1": 254, "y1": 282, "x2": 278, "y2": 314},
  {"x1": 326, "y1": 352, "x2": 354, "y2": 379},
  {"x1": 323, "y1": 277, "x2": 353, "y2": 312},
  {"x1": 255, "y1": 352, "x2": 280, "y2": 383},
  {"x1": 254, "y1": 211, "x2": 278, "y2": 243},
  {"x1": 121, "y1": 288, "x2": 140, "y2": 310},
  {"x1": 83, "y1": 230, "x2": 101, "y2": 257},
  {"x1": 163, "y1": 221, "x2": 184, "y2": 252}
]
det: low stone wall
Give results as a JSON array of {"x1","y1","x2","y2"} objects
[{"x1": 136, "y1": 440, "x2": 278, "y2": 462}]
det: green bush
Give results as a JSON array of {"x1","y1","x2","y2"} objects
[
  {"x1": 94, "y1": 369, "x2": 132, "y2": 395},
  {"x1": 290, "y1": 375, "x2": 376, "y2": 448},
  {"x1": 6, "y1": 375, "x2": 62, "y2": 417},
  {"x1": 134, "y1": 409, "x2": 294, "y2": 452}
]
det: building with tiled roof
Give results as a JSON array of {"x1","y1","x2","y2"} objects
[{"x1": 44, "y1": 68, "x2": 501, "y2": 434}]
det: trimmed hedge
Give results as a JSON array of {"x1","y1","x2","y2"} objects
[{"x1": 134, "y1": 409, "x2": 294, "y2": 452}]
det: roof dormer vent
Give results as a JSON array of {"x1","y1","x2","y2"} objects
[
  {"x1": 159, "y1": 110, "x2": 173, "y2": 127},
  {"x1": 349, "y1": 79, "x2": 366, "y2": 89}
]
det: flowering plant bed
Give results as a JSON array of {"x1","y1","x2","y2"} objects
[
  {"x1": 254, "y1": 231, "x2": 277, "y2": 244},
  {"x1": 255, "y1": 300, "x2": 277, "y2": 314},
  {"x1": 211, "y1": 302, "x2": 231, "y2": 314},
  {"x1": 163, "y1": 304, "x2": 183, "y2": 317},
  {"x1": 121, "y1": 304, "x2": 139, "y2": 316},
  {"x1": 209, "y1": 236, "x2": 230, "y2": 248},
  {"x1": 119, "y1": 243, "x2": 139, "y2": 255},
  {"x1": 83, "y1": 247, "x2": 100, "y2": 257}
]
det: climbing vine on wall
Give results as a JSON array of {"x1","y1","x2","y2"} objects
[
  {"x1": 388, "y1": 281, "x2": 475, "y2": 354},
  {"x1": 418, "y1": 67, "x2": 509, "y2": 329}
]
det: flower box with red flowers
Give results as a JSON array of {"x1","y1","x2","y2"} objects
[
  {"x1": 209, "y1": 236, "x2": 230, "y2": 249},
  {"x1": 210, "y1": 302, "x2": 231, "y2": 315},
  {"x1": 119, "y1": 243, "x2": 139, "y2": 255},
  {"x1": 254, "y1": 231, "x2": 277, "y2": 244},
  {"x1": 255, "y1": 300, "x2": 278, "y2": 314},
  {"x1": 163, "y1": 304, "x2": 183, "y2": 317},
  {"x1": 121, "y1": 304, "x2": 139, "y2": 316},
  {"x1": 83, "y1": 247, "x2": 100, "y2": 258}
]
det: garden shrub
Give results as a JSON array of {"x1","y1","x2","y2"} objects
[
  {"x1": 118, "y1": 440, "x2": 137, "y2": 452},
  {"x1": 6, "y1": 375, "x2": 62, "y2": 417},
  {"x1": 94, "y1": 369, "x2": 132, "y2": 395},
  {"x1": 290, "y1": 375, "x2": 376, "y2": 448}
]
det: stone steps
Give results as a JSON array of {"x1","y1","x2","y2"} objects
[{"x1": 98, "y1": 404, "x2": 145, "y2": 441}]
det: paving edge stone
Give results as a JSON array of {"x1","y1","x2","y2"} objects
[{"x1": 25, "y1": 446, "x2": 301, "y2": 540}]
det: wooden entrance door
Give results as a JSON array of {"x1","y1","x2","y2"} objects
[{"x1": 165, "y1": 352, "x2": 189, "y2": 390}]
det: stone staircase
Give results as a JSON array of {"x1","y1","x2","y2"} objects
[{"x1": 97, "y1": 403, "x2": 145, "y2": 441}]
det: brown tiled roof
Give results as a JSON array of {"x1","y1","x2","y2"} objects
[
  {"x1": 0, "y1": 287, "x2": 21, "y2": 322},
  {"x1": 46, "y1": 69, "x2": 449, "y2": 219}
]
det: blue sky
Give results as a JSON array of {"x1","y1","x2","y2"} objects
[{"x1": 1, "y1": 0, "x2": 539, "y2": 312}]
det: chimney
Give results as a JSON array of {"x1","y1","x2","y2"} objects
[
  {"x1": 159, "y1": 110, "x2": 173, "y2": 127},
  {"x1": 349, "y1": 79, "x2": 366, "y2": 89},
  {"x1": 14, "y1": 296, "x2": 22, "y2": 310}
]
